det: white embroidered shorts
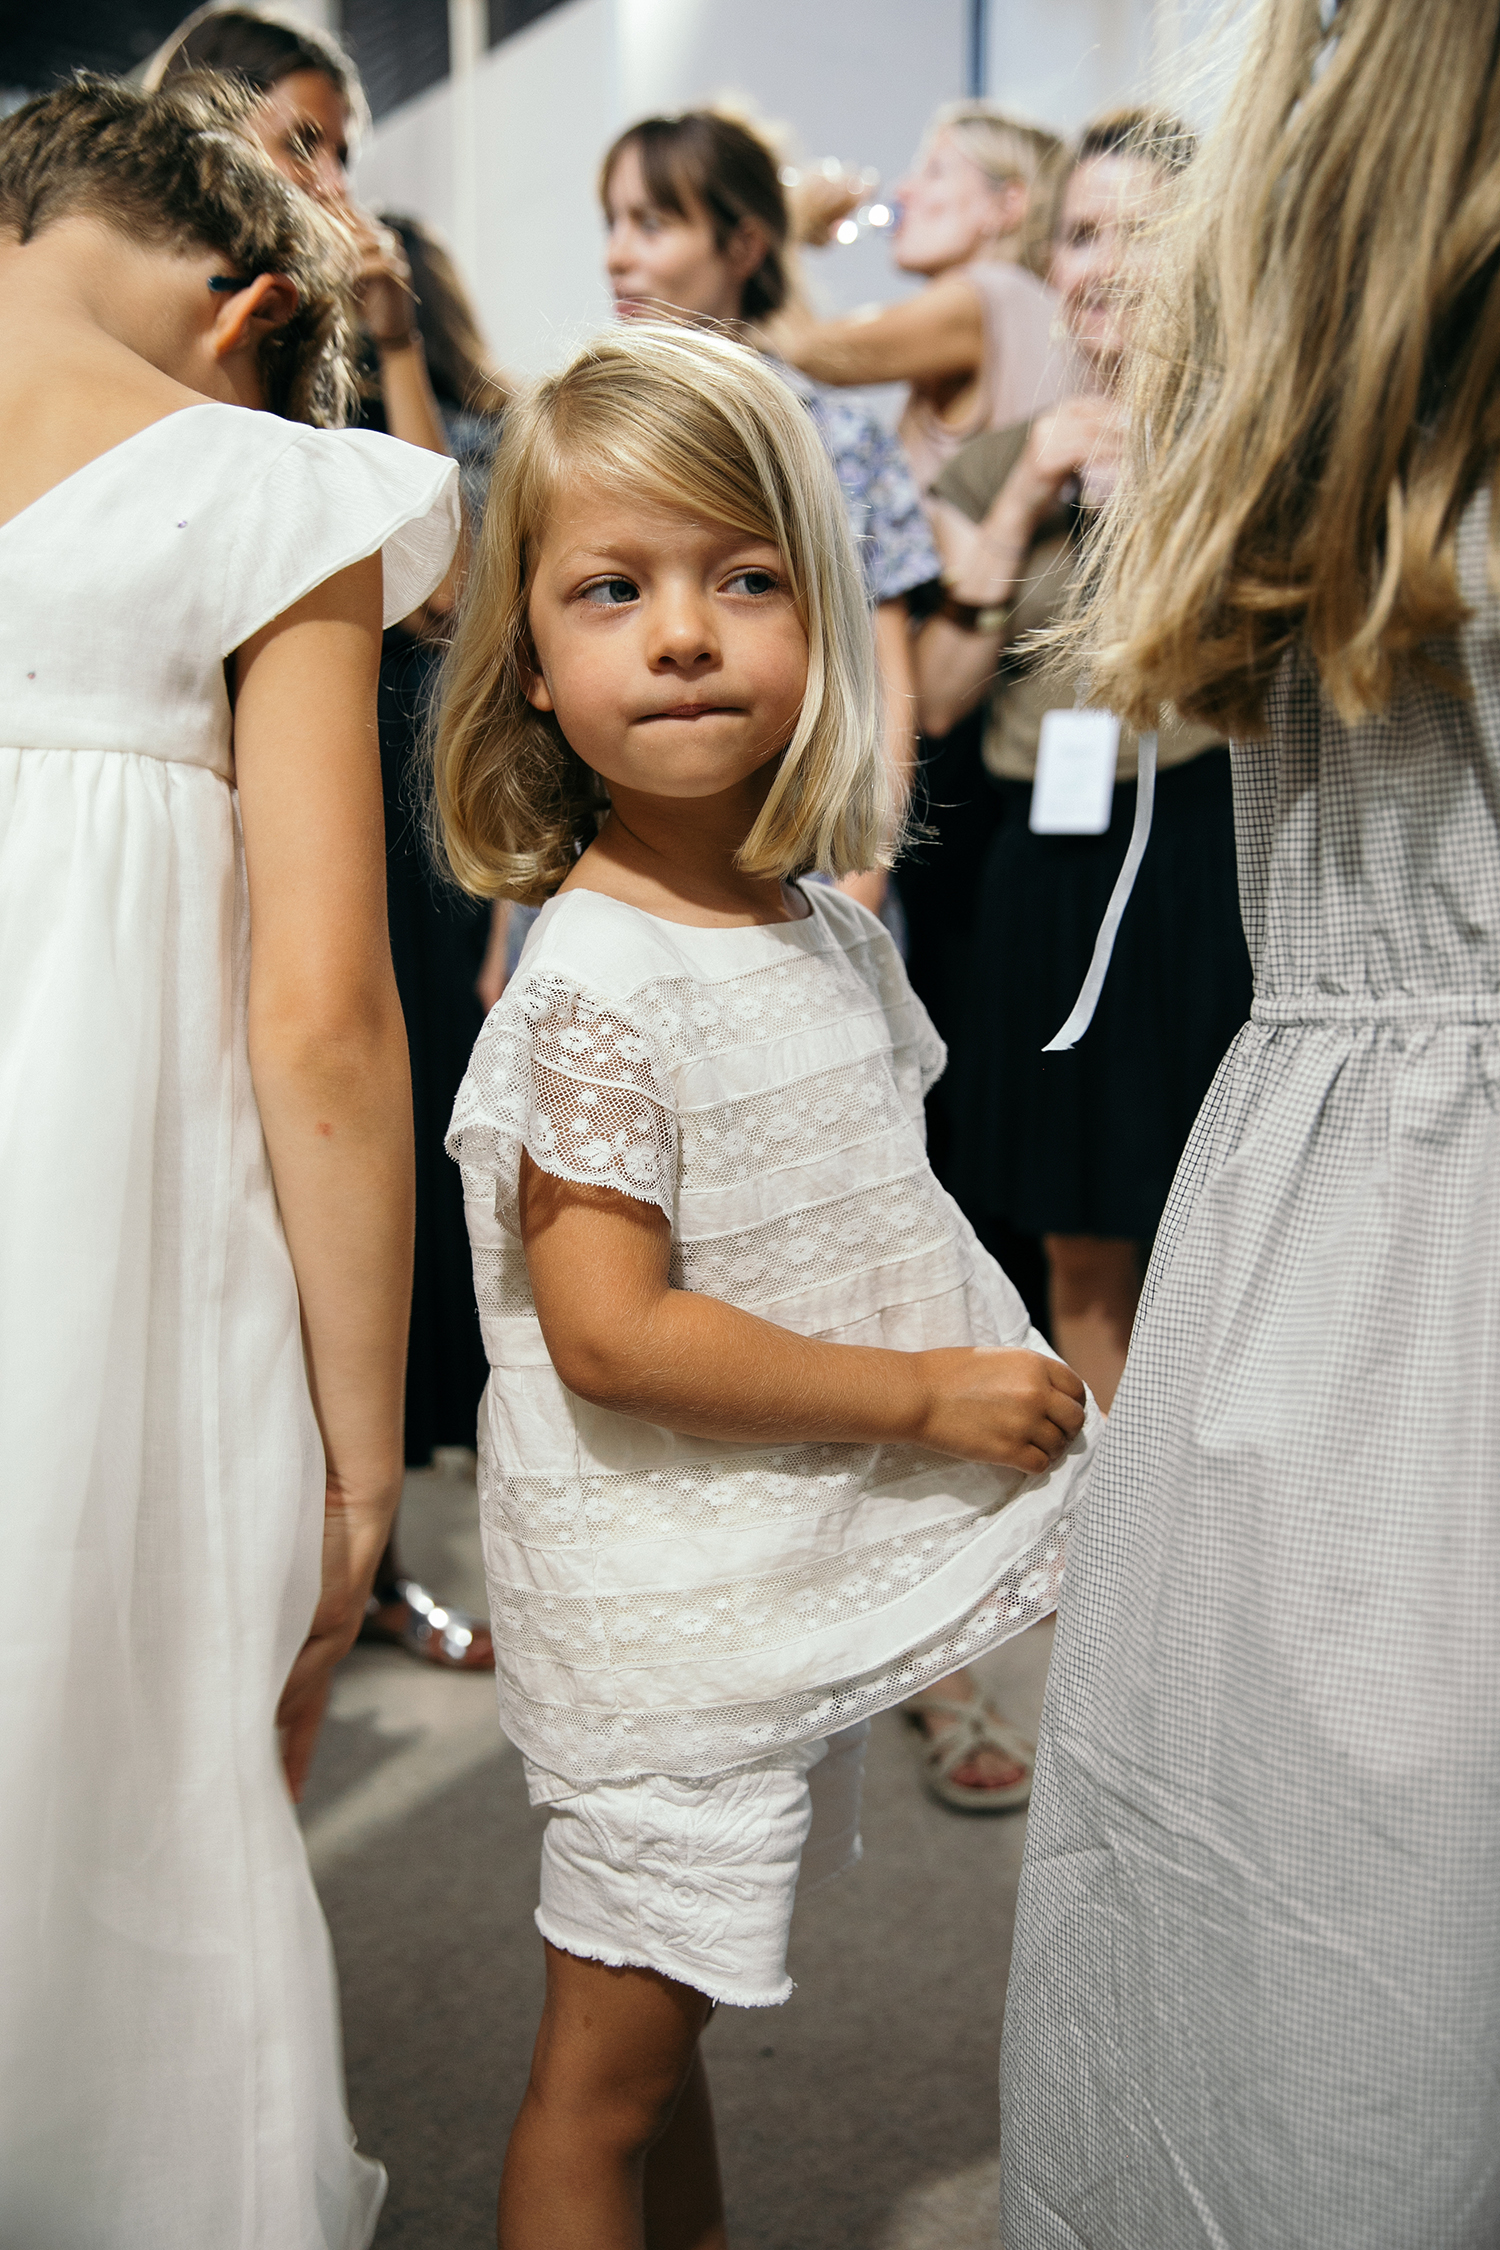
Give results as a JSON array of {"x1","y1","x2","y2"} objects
[{"x1": 524, "y1": 1722, "x2": 869, "y2": 2009}]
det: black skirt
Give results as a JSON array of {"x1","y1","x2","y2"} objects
[
  {"x1": 378, "y1": 633, "x2": 491, "y2": 1465},
  {"x1": 951, "y1": 747, "x2": 1252, "y2": 1244}
]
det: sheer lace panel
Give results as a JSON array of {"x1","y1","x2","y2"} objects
[
  {"x1": 486, "y1": 1513, "x2": 1015, "y2": 1665},
  {"x1": 481, "y1": 1441, "x2": 998, "y2": 1547},
  {"x1": 498, "y1": 1516, "x2": 1072, "y2": 1782},
  {"x1": 679, "y1": 1050, "x2": 915, "y2": 1188},
  {"x1": 447, "y1": 972, "x2": 678, "y2": 1229},
  {"x1": 671, "y1": 1168, "x2": 953, "y2": 1305}
]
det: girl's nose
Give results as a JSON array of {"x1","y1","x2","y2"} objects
[{"x1": 648, "y1": 592, "x2": 719, "y2": 670}]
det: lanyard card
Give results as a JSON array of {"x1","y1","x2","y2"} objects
[{"x1": 1029, "y1": 707, "x2": 1121, "y2": 835}]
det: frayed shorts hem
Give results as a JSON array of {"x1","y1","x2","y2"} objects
[{"x1": 535, "y1": 1908, "x2": 794, "y2": 2009}]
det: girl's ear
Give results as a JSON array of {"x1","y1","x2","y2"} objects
[
  {"x1": 210, "y1": 272, "x2": 300, "y2": 365},
  {"x1": 521, "y1": 639, "x2": 555, "y2": 713}
]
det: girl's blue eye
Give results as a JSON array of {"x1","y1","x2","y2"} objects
[
  {"x1": 582, "y1": 577, "x2": 638, "y2": 606},
  {"x1": 727, "y1": 568, "x2": 780, "y2": 597}
]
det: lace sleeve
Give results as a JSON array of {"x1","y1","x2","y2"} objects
[{"x1": 446, "y1": 973, "x2": 678, "y2": 1234}]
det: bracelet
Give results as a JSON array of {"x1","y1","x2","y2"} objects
[
  {"x1": 935, "y1": 586, "x2": 1014, "y2": 636},
  {"x1": 373, "y1": 331, "x2": 421, "y2": 355}
]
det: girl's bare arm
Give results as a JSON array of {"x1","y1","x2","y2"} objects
[
  {"x1": 520, "y1": 1158, "x2": 1086, "y2": 1475},
  {"x1": 767, "y1": 273, "x2": 984, "y2": 390},
  {"x1": 232, "y1": 554, "x2": 415, "y2": 1796}
]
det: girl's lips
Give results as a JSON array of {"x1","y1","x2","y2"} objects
[{"x1": 642, "y1": 705, "x2": 738, "y2": 720}]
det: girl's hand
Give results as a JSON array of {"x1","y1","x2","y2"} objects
[
  {"x1": 277, "y1": 1469, "x2": 402, "y2": 1801},
  {"x1": 911, "y1": 1347, "x2": 1088, "y2": 1475}
]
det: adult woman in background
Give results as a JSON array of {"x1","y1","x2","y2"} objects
[
  {"x1": 150, "y1": 7, "x2": 496, "y2": 1666},
  {"x1": 915, "y1": 110, "x2": 1250, "y2": 1411},
  {"x1": 775, "y1": 101, "x2": 1070, "y2": 497},
  {"x1": 778, "y1": 104, "x2": 1074, "y2": 1199}
]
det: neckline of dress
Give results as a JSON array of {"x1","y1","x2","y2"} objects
[
  {"x1": 0, "y1": 399, "x2": 228, "y2": 542},
  {"x1": 544, "y1": 883, "x2": 824, "y2": 940}
]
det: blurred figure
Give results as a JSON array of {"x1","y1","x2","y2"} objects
[
  {"x1": 150, "y1": 8, "x2": 496, "y2": 1668},
  {"x1": 894, "y1": 111, "x2": 1250, "y2": 1815},
  {"x1": 772, "y1": 102, "x2": 1071, "y2": 496},
  {"x1": 917, "y1": 111, "x2": 1249, "y2": 1409}
]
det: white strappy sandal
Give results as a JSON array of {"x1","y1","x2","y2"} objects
[{"x1": 902, "y1": 1690, "x2": 1035, "y2": 1813}]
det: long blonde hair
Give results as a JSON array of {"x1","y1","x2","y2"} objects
[
  {"x1": 1083, "y1": 0, "x2": 1500, "y2": 733},
  {"x1": 430, "y1": 323, "x2": 886, "y2": 904}
]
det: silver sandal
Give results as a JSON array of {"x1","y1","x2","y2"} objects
[{"x1": 902, "y1": 1691, "x2": 1034, "y2": 1813}]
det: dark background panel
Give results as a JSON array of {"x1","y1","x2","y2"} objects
[
  {"x1": 338, "y1": 0, "x2": 448, "y2": 120},
  {"x1": 487, "y1": 0, "x2": 572, "y2": 47},
  {"x1": 1, "y1": 1, "x2": 189, "y2": 92}
]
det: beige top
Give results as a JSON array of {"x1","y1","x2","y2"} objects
[
  {"x1": 897, "y1": 262, "x2": 1072, "y2": 500},
  {"x1": 930, "y1": 421, "x2": 1224, "y2": 782}
]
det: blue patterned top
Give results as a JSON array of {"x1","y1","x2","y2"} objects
[{"x1": 769, "y1": 358, "x2": 940, "y2": 608}]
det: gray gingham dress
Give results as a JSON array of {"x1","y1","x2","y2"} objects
[{"x1": 1001, "y1": 494, "x2": 1500, "y2": 2249}]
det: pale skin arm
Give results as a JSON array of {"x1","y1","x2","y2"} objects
[
  {"x1": 841, "y1": 596, "x2": 918, "y2": 917},
  {"x1": 232, "y1": 554, "x2": 415, "y2": 1799},
  {"x1": 520, "y1": 1161, "x2": 1086, "y2": 1473},
  {"x1": 766, "y1": 271, "x2": 985, "y2": 390}
]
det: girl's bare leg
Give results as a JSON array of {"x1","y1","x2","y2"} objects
[
  {"x1": 498, "y1": 1942, "x2": 725, "y2": 2250},
  {"x1": 644, "y1": 2047, "x2": 727, "y2": 2250},
  {"x1": 1043, "y1": 1233, "x2": 1141, "y2": 1411}
]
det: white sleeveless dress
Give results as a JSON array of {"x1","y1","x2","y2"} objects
[{"x1": 0, "y1": 403, "x2": 459, "y2": 2249}]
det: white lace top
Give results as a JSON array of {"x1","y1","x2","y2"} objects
[{"x1": 448, "y1": 885, "x2": 1098, "y2": 1785}]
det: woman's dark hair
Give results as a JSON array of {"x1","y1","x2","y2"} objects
[
  {"x1": 599, "y1": 111, "x2": 790, "y2": 322},
  {"x1": 144, "y1": 5, "x2": 371, "y2": 144},
  {"x1": 381, "y1": 212, "x2": 509, "y2": 416}
]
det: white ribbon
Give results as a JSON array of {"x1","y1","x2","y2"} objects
[{"x1": 1042, "y1": 728, "x2": 1158, "y2": 1052}]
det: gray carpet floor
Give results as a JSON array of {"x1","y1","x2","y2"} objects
[{"x1": 300, "y1": 1456, "x2": 1054, "y2": 2249}]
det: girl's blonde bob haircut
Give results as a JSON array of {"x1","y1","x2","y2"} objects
[{"x1": 431, "y1": 322, "x2": 887, "y2": 904}]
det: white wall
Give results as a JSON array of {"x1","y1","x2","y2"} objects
[{"x1": 351, "y1": 0, "x2": 1252, "y2": 385}]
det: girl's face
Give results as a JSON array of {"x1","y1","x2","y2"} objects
[
  {"x1": 524, "y1": 480, "x2": 809, "y2": 815},
  {"x1": 891, "y1": 129, "x2": 1021, "y2": 276},
  {"x1": 1051, "y1": 152, "x2": 1165, "y2": 380},
  {"x1": 247, "y1": 67, "x2": 352, "y2": 208},
  {"x1": 603, "y1": 145, "x2": 759, "y2": 326}
]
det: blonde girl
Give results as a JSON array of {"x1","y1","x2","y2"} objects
[
  {"x1": 434, "y1": 322, "x2": 1097, "y2": 2248},
  {"x1": 1002, "y1": 3, "x2": 1500, "y2": 2245}
]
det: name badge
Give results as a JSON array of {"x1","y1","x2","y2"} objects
[{"x1": 1029, "y1": 708, "x2": 1120, "y2": 835}]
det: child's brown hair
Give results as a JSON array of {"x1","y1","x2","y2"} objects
[{"x1": 0, "y1": 73, "x2": 355, "y2": 427}]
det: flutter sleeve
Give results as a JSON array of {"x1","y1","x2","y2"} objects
[
  {"x1": 220, "y1": 425, "x2": 461, "y2": 654},
  {"x1": 446, "y1": 971, "x2": 679, "y2": 1236}
]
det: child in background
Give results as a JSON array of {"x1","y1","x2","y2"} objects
[
  {"x1": 0, "y1": 75, "x2": 458, "y2": 2245},
  {"x1": 432, "y1": 323, "x2": 1097, "y2": 2248}
]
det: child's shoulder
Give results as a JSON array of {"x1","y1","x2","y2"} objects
[{"x1": 512, "y1": 889, "x2": 718, "y2": 1003}]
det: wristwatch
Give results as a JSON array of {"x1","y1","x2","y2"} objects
[{"x1": 935, "y1": 586, "x2": 1013, "y2": 635}]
